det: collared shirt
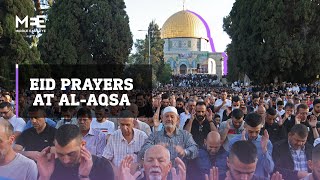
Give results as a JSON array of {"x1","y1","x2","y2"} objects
[
  {"x1": 6, "y1": 115, "x2": 26, "y2": 132},
  {"x1": 102, "y1": 128, "x2": 147, "y2": 167},
  {"x1": 229, "y1": 134, "x2": 274, "y2": 179},
  {"x1": 138, "y1": 128, "x2": 198, "y2": 165},
  {"x1": 83, "y1": 128, "x2": 106, "y2": 157},
  {"x1": 288, "y1": 141, "x2": 308, "y2": 172},
  {"x1": 16, "y1": 123, "x2": 56, "y2": 151}
]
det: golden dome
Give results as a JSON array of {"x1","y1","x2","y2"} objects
[{"x1": 161, "y1": 10, "x2": 208, "y2": 40}]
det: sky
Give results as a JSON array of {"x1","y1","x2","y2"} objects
[{"x1": 123, "y1": 0, "x2": 235, "y2": 53}]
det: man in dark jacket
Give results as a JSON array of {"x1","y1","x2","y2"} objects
[{"x1": 272, "y1": 124, "x2": 313, "y2": 180}]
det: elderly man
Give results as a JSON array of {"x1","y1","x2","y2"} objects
[
  {"x1": 0, "y1": 120, "x2": 38, "y2": 180},
  {"x1": 188, "y1": 131, "x2": 228, "y2": 180},
  {"x1": 119, "y1": 145, "x2": 186, "y2": 180},
  {"x1": 138, "y1": 106, "x2": 198, "y2": 165},
  {"x1": 103, "y1": 110, "x2": 148, "y2": 167}
]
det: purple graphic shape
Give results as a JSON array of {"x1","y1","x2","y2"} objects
[
  {"x1": 15, "y1": 64, "x2": 19, "y2": 116},
  {"x1": 187, "y1": 10, "x2": 228, "y2": 75}
]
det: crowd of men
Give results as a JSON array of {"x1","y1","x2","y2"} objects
[
  {"x1": 0, "y1": 85, "x2": 320, "y2": 180},
  {"x1": 171, "y1": 74, "x2": 220, "y2": 87}
]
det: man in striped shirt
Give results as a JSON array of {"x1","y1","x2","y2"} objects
[{"x1": 102, "y1": 110, "x2": 148, "y2": 167}]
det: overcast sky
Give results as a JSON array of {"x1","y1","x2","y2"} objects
[{"x1": 123, "y1": 0, "x2": 235, "y2": 53}]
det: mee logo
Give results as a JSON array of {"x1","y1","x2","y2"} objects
[{"x1": 15, "y1": 15, "x2": 46, "y2": 33}]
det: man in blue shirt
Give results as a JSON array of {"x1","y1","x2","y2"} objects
[
  {"x1": 188, "y1": 131, "x2": 228, "y2": 180},
  {"x1": 229, "y1": 112, "x2": 274, "y2": 179}
]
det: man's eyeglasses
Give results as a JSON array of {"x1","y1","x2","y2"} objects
[{"x1": 0, "y1": 109, "x2": 11, "y2": 115}]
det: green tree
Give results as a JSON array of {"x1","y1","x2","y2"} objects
[
  {"x1": 224, "y1": 0, "x2": 320, "y2": 84},
  {"x1": 129, "y1": 20, "x2": 172, "y2": 85},
  {"x1": 0, "y1": 0, "x2": 41, "y2": 89},
  {"x1": 39, "y1": 0, "x2": 132, "y2": 64}
]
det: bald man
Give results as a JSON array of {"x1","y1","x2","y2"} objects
[
  {"x1": 187, "y1": 131, "x2": 228, "y2": 180},
  {"x1": 119, "y1": 145, "x2": 186, "y2": 180}
]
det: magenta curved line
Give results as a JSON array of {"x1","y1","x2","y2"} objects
[{"x1": 187, "y1": 10, "x2": 228, "y2": 75}]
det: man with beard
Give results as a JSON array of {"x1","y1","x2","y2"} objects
[
  {"x1": 248, "y1": 94, "x2": 260, "y2": 113},
  {"x1": 229, "y1": 113, "x2": 274, "y2": 179},
  {"x1": 77, "y1": 107, "x2": 106, "y2": 157},
  {"x1": 0, "y1": 120, "x2": 38, "y2": 180},
  {"x1": 37, "y1": 124, "x2": 114, "y2": 180},
  {"x1": 136, "y1": 93, "x2": 154, "y2": 118},
  {"x1": 119, "y1": 145, "x2": 186, "y2": 180},
  {"x1": 13, "y1": 106, "x2": 56, "y2": 160},
  {"x1": 302, "y1": 144, "x2": 320, "y2": 180},
  {"x1": 176, "y1": 98, "x2": 185, "y2": 115},
  {"x1": 219, "y1": 109, "x2": 244, "y2": 151},
  {"x1": 184, "y1": 101, "x2": 217, "y2": 146},
  {"x1": 138, "y1": 106, "x2": 198, "y2": 165},
  {"x1": 188, "y1": 131, "x2": 228, "y2": 180},
  {"x1": 273, "y1": 124, "x2": 313, "y2": 180},
  {"x1": 309, "y1": 99, "x2": 320, "y2": 133}
]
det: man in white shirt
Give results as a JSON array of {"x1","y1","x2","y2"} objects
[
  {"x1": 102, "y1": 110, "x2": 147, "y2": 167},
  {"x1": 276, "y1": 101, "x2": 285, "y2": 117},
  {"x1": 91, "y1": 106, "x2": 115, "y2": 138},
  {"x1": 179, "y1": 99, "x2": 196, "y2": 129},
  {"x1": 214, "y1": 90, "x2": 232, "y2": 119},
  {"x1": 0, "y1": 102, "x2": 26, "y2": 139}
]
